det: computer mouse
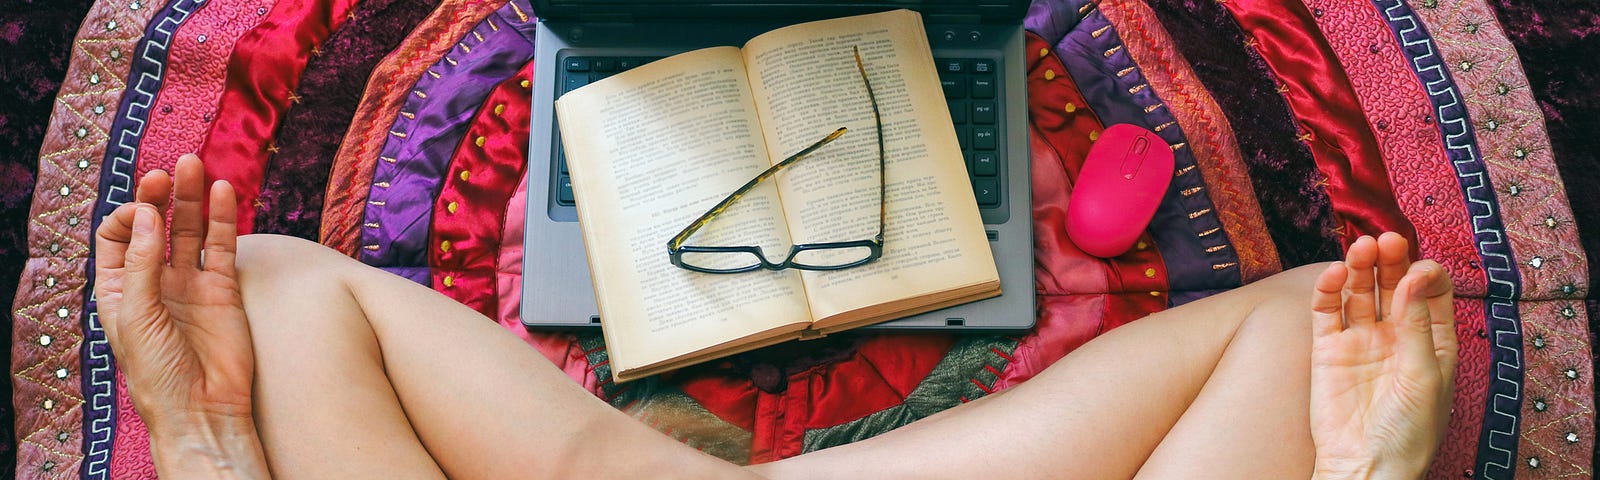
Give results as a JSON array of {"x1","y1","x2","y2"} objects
[{"x1": 1065, "y1": 123, "x2": 1174, "y2": 258}]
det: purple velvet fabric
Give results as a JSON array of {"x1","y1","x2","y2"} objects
[
  {"x1": 1142, "y1": 0, "x2": 1341, "y2": 268},
  {"x1": 357, "y1": 0, "x2": 536, "y2": 278},
  {"x1": 251, "y1": 0, "x2": 442, "y2": 240},
  {"x1": 0, "y1": 0, "x2": 97, "y2": 475},
  {"x1": 1048, "y1": 0, "x2": 1241, "y2": 300}
]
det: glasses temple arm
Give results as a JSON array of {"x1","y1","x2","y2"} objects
[{"x1": 667, "y1": 127, "x2": 848, "y2": 251}]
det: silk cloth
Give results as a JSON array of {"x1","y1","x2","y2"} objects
[{"x1": 6, "y1": 0, "x2": 1597, "y2": 478}]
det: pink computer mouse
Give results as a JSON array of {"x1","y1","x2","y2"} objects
[{"x1": 1065, "y1": 123, "x2": 1174, "y2": 258}]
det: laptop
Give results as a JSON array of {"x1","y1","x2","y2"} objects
[{"x1": 523, "y1": 0, "x2": 1035, "y2": 331}]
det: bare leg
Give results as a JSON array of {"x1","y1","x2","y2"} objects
[
  {"x1": 233, "y1": 234, "x2": 752, "y2": 479},
  {"x1": 750, "y1": 263, "x2": 1329, "y2": 479}
]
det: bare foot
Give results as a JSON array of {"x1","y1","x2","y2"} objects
[{"x1": 1307, "y1": 232, "x2": 1457, "y2": 479}]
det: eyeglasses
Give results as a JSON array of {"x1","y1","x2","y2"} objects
[{"x1": 667, "y1": 46, "x2": 886, "y2": 274}]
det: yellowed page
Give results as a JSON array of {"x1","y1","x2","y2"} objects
[
  {"x1": 742, "y1": 10, "x2": 999, "y2": 325},
  {"x1": 555, "y1": 47, "x2": 812, "y2": 376}
]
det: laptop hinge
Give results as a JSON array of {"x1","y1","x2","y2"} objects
[{"x1": 925, "y1": 13, "x2": 983, "y2": 24}]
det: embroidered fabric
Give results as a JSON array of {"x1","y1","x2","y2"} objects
[
  {"x1": 1098, "y1": 0, "x2": 1282, "y2": 284},
  {"x1": 84, "y1": 1, "x2": 206, "y2": 476},
  {"x1": 1053, "y1": 0, "x2": 1242, "y2": 299},
  {"x1": 1411, "y1": 0, "x2": 1594, "y2": 475},
  {"x1": 6, "y1": 0, "x2": 158, "y2": 471},
  {"x1": 319, "y1": 0, "x2": 509, "y2": 255},
  {"x1": 252, "y1": 0, "x2": 442, "y2": 239},
  {"x1": 358, "y1": 1, "x2": 536, "y2": 274}
]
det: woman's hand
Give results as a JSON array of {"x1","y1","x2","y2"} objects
[
  {"x1": 94, "y1": 154, "x2": 267, "y2": 478},
  {"x1": 1308, "y1": 233, "x2": 1458, "y2": 479}
]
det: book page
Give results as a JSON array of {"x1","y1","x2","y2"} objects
[
  {"x1": 555, "y1": 47, "x2": 812, "y2": 373},
  {"x1": 742, "y1": 10, "x2": 999, "y2": 325}
]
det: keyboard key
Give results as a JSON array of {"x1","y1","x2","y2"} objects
[
  {"x1": 563, "y1": 75, "x2": 586, "y2": 93},
  {"x1": 558, "y1": 175, "x2": 575, "y2": 205},
  {"x1": 973, "y1": 152, "x2": 998, "y2": 176},
  {"x1": 971, "y1": 77, "x2": 996, "y2": 99},
  {"x1": 941, "y1": 59, "x2": 965, "y2": 73},
  {"x1": 972, "y1": 59, "x2": 995, "y2": 74},
  {"x1": 973, "y1": 127, "x2": 997, "y2": 150},
  {"x1": 955, "y1": 126, "x2": 971, "y2": 150},
  {"x1": 557, "y1": 152, "x2": 569, "y2": 174},
  {"x1": 947, "y1": 100, "x2": 967, "y2": 123},
  {"x1": 617, "y1": 58, "x2": 641, "y2": 70},
  {"x1": 972, "y1": 102, "x2": 996, "y2": 124},
  {"x1": 564, "y1": 57, "x2": 590, "y2": 72},
  {"x1": 940, "y1": 76, "x2": 966, "y2": 98},
  {"x1": 593, "y1": 58, "x2": 616, "y2": 72},
  {"x1": 963, "y1": 151, "x2": 974, "y2": 174},
  {"x1": 974, "y1": 178, "x2": 1000, "y2": 206}
]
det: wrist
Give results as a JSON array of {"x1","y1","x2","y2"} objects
[
  {"x1": 150, "y1": 412, "x2": 269, "y2": 479},
  {"x1": 1313, "y1": 457, "x2": 1424, "y2": 480}
]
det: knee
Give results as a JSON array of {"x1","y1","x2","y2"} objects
[
  {"x1": 1234, "y1": 262, "x2": 1332, "y2": 340},
  {"x1": 234, "y1": 234, "x2": 350, "y2": 291}
]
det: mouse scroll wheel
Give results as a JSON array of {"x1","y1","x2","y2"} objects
[{"x1": 1120, "y1": 137, "x2": 1149, "y2": 179}]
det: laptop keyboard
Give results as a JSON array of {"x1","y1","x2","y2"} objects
[{"x1": 554, "y1": 55, "x2": 1002, "y2": 210}]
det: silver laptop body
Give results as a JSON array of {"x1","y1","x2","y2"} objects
[{"x1": 524, "y1": 0, "x2": 1034, "y2": 331}]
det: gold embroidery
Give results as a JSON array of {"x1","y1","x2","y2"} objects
[
  {"x1": 1169, "y1": 142, "x2": 1186, "y2": 151},
  {"x1": 1128, "y1": 84, "x2": 1148, "y2": 94},
  {"x1": 1181, "y1": 186, "x2": 1203, "y2": 196},
  {"x1": 1153, "y1": 121, "x2": 1176, "y2": 132},
  {"x1": 1205, "y1": 244, "x2": 1231, "y2": 253},
  {"x1": 1188, "y1": 208, "x2": 1212, "y2": 220},
  {"x1": 1198, "y1": 227, "x2": 1220, "y2": 237},
  {"x1": 1144, "y1": 103, "x2": 1164, "y2": 113},
  {"x1": 1212, "y1": 262, "x2": 1238, "y2": 271},
  {"x1": 1104, "y1": 46, "x2": 1122, "y2": 58},
  {"x1": 1092, "y1": 25, "x2": 1112, "y2": 38},
  {"x1": 1116, "y1": 67, "x2": 1135, "y2": 77}
]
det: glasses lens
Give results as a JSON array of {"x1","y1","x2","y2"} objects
[
  {"x1": 678, "y1": 250, "x2": 764, "y2": 273},
  {"x1": 790, "y1": 245, "x2": 876, "y2": 269}
]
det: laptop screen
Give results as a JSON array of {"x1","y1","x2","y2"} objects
[{"x1": 532, "y1": 0, "x2": 1030, "y2": 22}]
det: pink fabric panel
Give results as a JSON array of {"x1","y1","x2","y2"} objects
[
  {"x1": 131, "y1": 0, "x2": 277, "y2": 179},
  {"x1": 10, "y1": 0, "x2": 163, "y2": 475},
  {"x1": 493, "y1": 176, "x2": 592, "y2": 388},
  {"x1": 1304, "y1": 0, "x2": 1486, "y2": 296},
  {"x1": 116, "y1": 0, "x2": 279, "y2": 475}
]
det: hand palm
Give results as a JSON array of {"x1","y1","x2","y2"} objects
[
  {"x1": 1307, "y1": 234, "x2": 1457, "y2": 477},
  {"x1": 94, "y1": 157, "x2": 254, "y2": 424}
]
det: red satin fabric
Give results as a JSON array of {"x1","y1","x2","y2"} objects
[
  {"x1": 198, "y1": 0, "x2": 364, "y2": 234},
  {"x1": 996, "y1": 33, "x2": 1168, "y2": 390},
  {"x1": 429, "y1": 61, "x2": 534, "y2": 316},
  {"x1": 1219, "y1": 0, "x2": 1418, "y2": 255},
  {"x1": 321, "y1": 0, "x2": 507, "y2": 255}
]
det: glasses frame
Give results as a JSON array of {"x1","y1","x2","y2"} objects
[{"x1": 667, "y1": 47, "x2": 887, "y2": 274}]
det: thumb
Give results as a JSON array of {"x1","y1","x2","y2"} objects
[
  {"x1": 121, "y1": 205, "x2": 167, "y2": 313},
  {"x1": 1390, "y1": 268, "x2": 1440, "y2": 380}
]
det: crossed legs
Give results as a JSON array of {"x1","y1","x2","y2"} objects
[{"x1": 232, "y1": 233, "x2": 1447, "y2": 478}]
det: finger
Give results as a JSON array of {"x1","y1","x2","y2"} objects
[
  {"x1": 135, "y1": 169, "x2": 173, "y2": 222},
  {"x1": 1411, "y1": 260, "x2": 1458, "y2": 384},
  {"x1": 1311, "y1": 262, "x2": 1348, "y2": 338},
  {"x1": 121, "y1": 205, "x2": 168, "y2": 312},
  {"x1": 169, "y1": 154, "x2": 208, "y2": 269},
  {"x1": 1389, "y1": 266, "x2": 1439, "y2": 380},
  {"x1": 1342, "y1": 235, "x2": 1379, "y2": 327},
  {"x1": 1375, "y1": 232, "x2": 1410, "y2": 321},
  {"x1": 94, "y1": 203, "x2": 141, "y2": 271},
  {"x1": 203, "y1": 180, "x2": 239, "y2": 277}
]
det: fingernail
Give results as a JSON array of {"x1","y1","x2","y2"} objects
[{"x1": 133, "y1": 207, "x2": 153, "y2": 234}]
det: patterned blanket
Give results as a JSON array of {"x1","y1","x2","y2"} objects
[{"x1": 4, "y1": 0, "x2": 1596, "y2": 478}]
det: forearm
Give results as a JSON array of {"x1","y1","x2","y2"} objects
[{"x1": 151, "y1": 413, "x2": 271, "y2": 479}]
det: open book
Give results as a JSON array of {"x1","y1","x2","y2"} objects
[{"x1": 555, "y1": 9, "x2": 999, "y2": 382}]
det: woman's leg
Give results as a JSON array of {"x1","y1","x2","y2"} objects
[
  {"x1": 232, "y1": 234, "x2": 753, "y2": 479},
  {"x1": 748, "y1": 262, "x2": 1328, "y2": 479}
]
